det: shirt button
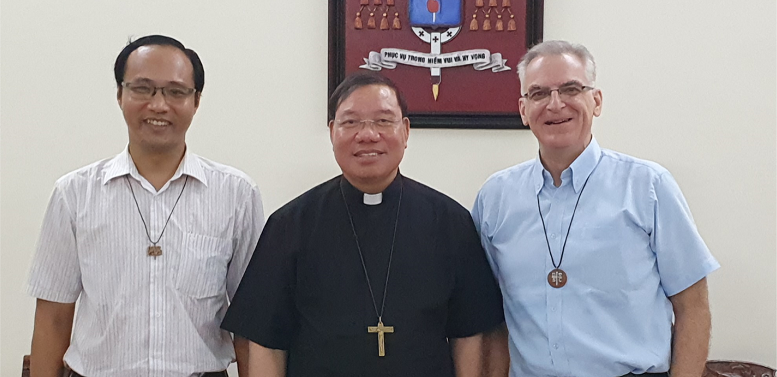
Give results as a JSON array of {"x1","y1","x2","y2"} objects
[
  {"x1": 551, "y1": 306, "x2": 556, "y2": 312},
  {"x1": 553, "y1": 344, "x2": 559, "y2": 350},
  {"x1": 155, "y1": 312, "x2": 161, "y2": 318},
  {"x1": 550, "y1": 233, "x2": 557, "y2": 238}
]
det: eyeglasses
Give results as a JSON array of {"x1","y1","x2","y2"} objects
[
  {"x1": 522, "y1": 83, "x2": 594, "y2": 103},
  {"x1": 334, "y1": 118, "x2": 403, "y2": 131},
  {"x1": 122, "y1": 82, "x2": 197, "y2": 103}
]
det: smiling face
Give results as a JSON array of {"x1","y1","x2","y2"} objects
[
  {"x1": 519, "y1": 53, "x2": 602, "y2": 159},
  {"x1": 118, "y1": 45, "x2": 198, "y2": 156},
  {"x1": 329, "y1": 84, "x2": 410, "y2": 193}
]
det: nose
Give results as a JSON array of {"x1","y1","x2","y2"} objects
[
  {"x1": 545, "y1": 90, "x2": 565, "y2": 111},
  {"x1": 354, "y1": 123, "x2": 381, "y2": 142},
  {"x1": 147, "y1": 89, "x2": 170, "y2": 112}
]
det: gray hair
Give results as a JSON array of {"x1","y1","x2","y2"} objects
[{"x1": 516, "y1": 40, "x2": 597, "y2": 92}]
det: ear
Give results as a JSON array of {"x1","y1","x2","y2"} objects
[
  {"x1": 592, "y1": 89, "x2": 603, "y2": 117},
  {"x1": 194, "y1": 92, "x2": 201, "y2": 109},
  {"x1": 401, "y1": 117, "x2": 410, "y2": 148},
  {"x1": 518, "y1": 97, "x2": 529, "y2": 126},
  {"x1": 117, "y1": 87, "x2": 123, "y2": 107},
  {"x1": 328, "y1": 120, "x2": 336, "y2": 144}
]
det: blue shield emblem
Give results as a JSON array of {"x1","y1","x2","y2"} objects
[{"x1": 408, "y1": 0, "x2": 462, "y2": 28}]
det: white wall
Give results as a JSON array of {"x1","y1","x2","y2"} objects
[{"x1": 1, "y1": 0, "x2": 775, "y2": 375}]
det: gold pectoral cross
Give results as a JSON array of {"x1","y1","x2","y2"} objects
[
  {"x1": 367, "y1": 319, "x2": 394, "y2": 357},
  {"x1": 147, "y1": 245, "x2": 162, "y2": 258}
]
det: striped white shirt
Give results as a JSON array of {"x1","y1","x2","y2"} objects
[{"x1": 28, "y1": 147, "x2": 264, "y2": 377}]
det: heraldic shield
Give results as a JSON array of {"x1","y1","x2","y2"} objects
[
  {"x1": 408, "y1": 0, "x2": 462, "y2": 27},
  {"x1": 329, "y1": 0, "x2": 544, "y2": 129}
]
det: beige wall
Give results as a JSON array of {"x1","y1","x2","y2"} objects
[{"x1": 1, "y1": 0, "x2": 775, "y2": 374}]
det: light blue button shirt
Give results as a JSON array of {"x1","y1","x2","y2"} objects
[{"x1": 472, "y1": 138, "x2": 719, "y2": 377}]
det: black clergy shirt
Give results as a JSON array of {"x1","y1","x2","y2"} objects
[{"x1": 222, "y1": 174, "x2": 504, "y2": 377}]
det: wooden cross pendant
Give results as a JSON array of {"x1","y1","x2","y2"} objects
[
  {"x1": 147, "y1": 245, "x2": 162, "y2": 258},
  {"x1": 367, "y1": 319, "x2": 394, "y2": 357}
]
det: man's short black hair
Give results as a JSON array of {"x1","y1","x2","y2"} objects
[
  {"x1": 328, "y1": 72, "x2": 408, "y2": 122},
  {"x1": 114, "y1": 35, "x2": 204, "y2": 94}
]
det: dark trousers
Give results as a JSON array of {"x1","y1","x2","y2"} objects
[{"x1": 620, "y1": 373, "x2": 669, "y2": 377}]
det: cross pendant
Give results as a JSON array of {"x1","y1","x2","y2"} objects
[
  {"x1": 367, "y1": 319, "x2": 394, "y2": 357},
  {"x1": 147, "y1": 245, "x2": 162, "y2": 258}
]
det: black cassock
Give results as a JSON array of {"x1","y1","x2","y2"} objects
[{"x1": 222, "y1": 174, "x2": 504, "y2": 377}]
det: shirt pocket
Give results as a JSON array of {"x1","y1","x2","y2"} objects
[
  {"x1": 575, "y1": 224, "x2": 652, "y2": 292},
  {"x1": 176, "y1": 233, "x2": 232, "y2": 298}
]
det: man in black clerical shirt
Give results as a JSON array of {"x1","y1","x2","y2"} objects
[{"x1": 222, "y1": 73, "x2": 508, "y2": 377}]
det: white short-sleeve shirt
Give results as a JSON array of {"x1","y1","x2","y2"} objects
[{"x1": 28, "y1": 147, "x2": 265, "y2": 377}]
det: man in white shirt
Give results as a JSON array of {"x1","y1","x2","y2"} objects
[{"x1": 27, "y1": 35, "x2": 264, "y2": 377}]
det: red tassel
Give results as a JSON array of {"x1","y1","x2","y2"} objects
[
  {"x1": 374, "y1": 0, "x2": 382, "y2": 4},
  {"x1": 496, "y1": 15, "x2": 504, "y2": 31},
  {"x1": 354, "y1": 13, "x2": 363, "y2": 29},
  {"x1": 360, "y1": 0, "x2": 368, "y2": 4},
  {"x1": 502, "y1": 0, "x2": 511, "y2": 7},
  {"x1": 470, "y1": 15, "x2": 479, "y2": 30},
  {"x1": 489, "y1": 0, "x2": 497, "y2": 7},
  {"x1": 476, "y1": 0, "x2": 484, "y2": 7},
  {"x1": 387, "y1": 0, "x2": 395, "y2": 4},
  {"x1": 380, "y1": 13, "x2": 389, "y2": 30},
  {"x1": 367, "y1": 12, "x2": 376, "y2": 28},
  {"x1": 392, "y1": 13, "x2": 401, "y2": 29},
  {"x1": 508, "y1": 14, "x2": 517, "y2": 31}
]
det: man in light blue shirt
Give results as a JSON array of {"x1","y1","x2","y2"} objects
[{"x1": 472, "y1": 40, "x2": 719, "y2": 377}]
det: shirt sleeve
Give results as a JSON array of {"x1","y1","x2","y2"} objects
[
  {"x1": 27, "y1": 184, "x2": 82, "y2": 303},
  {"x1": 226, "y1": 183, "x2": 265, "y2": 301},
  {"x1": 446, "y1": 207, "x2": 505, "y2": 339},
  {"x1": 650, "y1": 171, "x2": 720, "y2": 297},
  {"x1": 471, "y1": 188, "x2": 501, "y2": 281},
  {"x1": 221, "y1": 211, "x2": 298, "y2": 350}
]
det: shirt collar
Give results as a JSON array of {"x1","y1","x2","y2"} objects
[
  {"x1": 177, "y1": 149, "x2": 208, "y2": 187},
  {"x1": 531, "y1": 136, "x2": 602, "y2": 195},
  {"x1": 102, "y1": 146, "x2": 134, "y2": 185},
  {"x1": 531, "y1": 156, "x2": 545, "y2": 196},
  {"x1": 101, "y1": 146, "x2": 208, "y2": 187},
  {"x1": 568, "y1": 137, "x2": 601, "y2": 193}
]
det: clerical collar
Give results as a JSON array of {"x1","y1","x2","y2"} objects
[
  {"x1": 363, "y1": 193, "x2": 383, "y2": 205},
  {"x1": 340, "y1": 174, "x2": 403, "y2": 207}
]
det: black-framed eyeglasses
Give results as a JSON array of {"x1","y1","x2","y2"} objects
[
  {"x1": 522, "y1": 83, "x2": 594, "y2": 103},
  {"x1": 121, "y1": 82, "x2": 196, "y2": 102}
]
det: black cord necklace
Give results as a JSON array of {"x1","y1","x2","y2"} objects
[
  {"x1": 537, "y1": 174, "x2": 591, "y2": 288},
  {"x1": 339, "y1": 176, "x2": 403, "y2": 357},
  {"x1": 125, "y1": 175, "x2": 188, "y2": 258}
]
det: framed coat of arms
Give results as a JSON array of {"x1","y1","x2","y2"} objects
[{"x1": 329, "y1": 0, "x2": 544, "y2": 129}]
